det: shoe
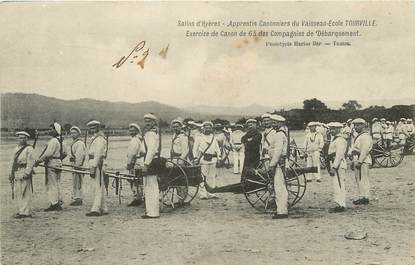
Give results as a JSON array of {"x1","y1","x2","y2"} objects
[
  {"x1": 353, "y1": 198, "x2": 370, "y2": 205},
  {"x1": 101, "y1": 212, "x2": 109, "y2": 216},
  {"x1": 44, "y1": 203, "x2": 63, "y2": 212},
  {"x1": 141, "y1": 215, "x2": 160, "y2": 219},
  {"x1": 329, "y1": 206, "x2": 345, "y2": 213},
  {"x1": 15, "y1": 213, "x2": 32, "y2": 219},
  {"x1": 58, "y1": 200, "x2": 64, "y2": 206},
  {"x1": 69, "y1": 200, "x2": 83, "y2": 206},
  {"x1": 208, "y1": 194, "x2": 219, "y2": 199},
  {"x1": 85, "y1": 211, "x2": 101, "y2": 217},
  {"x1": 306, "y1": 179, "x2": 313, "y2": 183},
  {"x1": 316, "y1": 179, "x2": 322, "y2": 183},
  {"x1": 127, "y1": 199, "x2": 143, "y2": 207},
  {"x1": 199, "y1": 196, "x2": 208, "y2": 200},
  {"x1": 272, "y1": 214, "x2": 289, "y2": 219}
]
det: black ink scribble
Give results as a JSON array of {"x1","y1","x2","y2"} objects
[{"x1": 112, "y1": 41, "x2": 149, "y2": 69}]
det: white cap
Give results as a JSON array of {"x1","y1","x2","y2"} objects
[
  {"x1": 261, "y1": 113, "x2": 271, "y2": 119},
  {"x1": 346, "y1": 119, "x2": 352, "y2": 123},
  {"x1": 87, "y1": 120, "x2": 101, "y2": 127},
  {"x1": 53, "y1": 122, "x2": 62, "y2": 135},
  {"x1": 270, "y1": 114, "x2": 286, "y2": 122},
  {"x1": 408, "y1": 118, "x2": 413, "y2": 122},
  {"x1": 129, "y1": 123, "x2": 141, "y2": 131},
  {"x1": 352, "y1": 118, "x2": 366, "y2": 124},
  {"x1": 327, "y1": 122, "x2": 343, "y2": 128},
  {"x1": 144, "y1": 113, "x2": 158, "y2": 121},
  {"x1": 380, "y1": 118, "x2": 386, "y2": 121},
  {"x1": 171, "y1": 119, "x2": 183, "y2": 126},
  {"x1": 70, "y1": 126, "x2": 81, "y2": 134},
  {"x1": 246, "y1": 118, "x2": 257, "y2": 124},
  {"x1": 400, "y1": 118, "x2": 406, "y2": 121},
  {"x1": 386, "y1": 121, "x2": 391, "y2": 124},
  {"x1": 372, "y1": 118, "x2": 378, "y2": 122},
  {"x1": 15, "y1": 131, "x2": 30, "y2": 138},
  {"x1": 308, "y1": 121, "x2": 318, "y2": 127},
  {"x1": 234, "y1": 124, "x2": 243, "y2": 129},
  {"x1": 202, "y1": 121, "x2": 213, "y2": 127}
]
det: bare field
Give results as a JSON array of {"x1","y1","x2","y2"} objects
[{"x1": 1, "y1": 132, "x2": 414, "y2": 265}]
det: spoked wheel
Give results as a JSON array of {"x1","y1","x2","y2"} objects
[
  {"x1": 403, "y1": 135, "x2": 415, "y2": 155},
  {"x1": 285, "y1": 159, "x2": 307, "y2": 207},
  {"x1": 242, "y1": 158, "x2": 275, "y2": 213},
  {"x1": 159, "y1": 160, "x2": 189, "y2": 208},
  {"x1": 167, "y1": 158, "x2": 199, "y2": 205},
  {"x1": 372, "y1": 141, "x2": 404, "y2": 168}
]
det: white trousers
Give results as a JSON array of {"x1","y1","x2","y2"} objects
[
  {"x1": 90, "y1": 167, "x2": 108, "y2": 213},
  {"x1": 16, "y1": 178, "x2": 32, "y2": 215},
  {"x1": 199, "y1": 162, "x2": 217, "y2": 198},
  {"x1": 143, "y1": 175, "x2": 159, "y2": 217},
  {"x1": 233, "y1": 148, "x2": 245, "y2": 174},
  {"x1": 332, "y1": 168, "x2": 346, "y2": 207},
  {"x1": 354, "y1": 163, "x2": 370, "y2": 199},
  {"x1": 273, "y1": 167, "x2": 288, "y2": 215},
  {"x1": 306, "y1": 151, "x2": 321, "y2": 180},
  {"x1": 72, "y1": 173, "x2": 83, "y2": 200},
  {"x1": 46, "y1": 169, "x2": 62, "y2": 205}
]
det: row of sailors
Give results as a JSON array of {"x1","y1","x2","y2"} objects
[
  {"x1": 8, "y1": 113, "x2": 375, "y2": 220},
  {"x1": 371, "y1": 117, "x2": 414, "y2": 143}
]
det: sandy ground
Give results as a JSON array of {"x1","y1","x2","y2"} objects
[{"x1": 1, "y1": 134, "x2": 414, "y2": 265}]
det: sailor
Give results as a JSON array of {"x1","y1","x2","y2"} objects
[
  {"x1": 230, "y1": 124, "x2": 245, "y2": 174},
  {"x1": 383, "y1": 121, "x2": 394, "y2": 147},
  {"x1": 349, "y1": 118, "x2": 373, "y2": 205},
  {"x1": 406, "y1": 118, "x2": 414, "y2": 136},
  {"x1": 396, "y1": 118, "x2": 408, "y2": 145},
  {"x1": 327, "y1": 122, "x2": 348, "y2": 212},
  {"x1": 193, "y1": 121, "x2": 221, "y2": 199},
  {"x1": 126, "y1": 123, "x2": 145, "y2": 207},
  {"x1": 85, "y1": 120, "x2": 108, "y2": 217},
  {"x1": 68, "y1": 126, "x2": 86, "y2": 206},
  {"x1": 141, "y1": 113, "x2": 161, "y2": 219},
  {"x1": 342, "y1": 119, "x2": 353, "y2": 139},
  {"x1": 303, "y1": 121, "x2": 324, "y2": 182},
  {"x1": 170, "y1": 119, "x2": 189, "y2": 163},
  {"x1": 187, "y1": 120, "x2": 201, "y2": 161},
  {"x1": 9, "y1": 131, "x2": 35, "y2": 218},
  {"x1": 371, "y1": 118, "x2": 382, "y2": 142},
  {"x1": 241, "y1": 119, "x2": 262, "y2": 180},
  {"x1": 261, "y1": 113, "x2": 277, "y2": 163},
  {"x1": 316, "y1": 122, "x2": 328, "y2": 143},
  {"x1": 269, "y1": 114, "x2": 289, "y2": 219},
  {"x1": 35, "y1": 122, "x2": 65, "y2": 211}
]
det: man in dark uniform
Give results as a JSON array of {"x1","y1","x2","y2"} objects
[{"x1": 241, "y1": 119, "x2": 262, "y2": 181}]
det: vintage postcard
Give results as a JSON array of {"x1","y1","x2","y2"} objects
[{"x1": 1, "y1": 1, "x2": 414, "y2": 265}]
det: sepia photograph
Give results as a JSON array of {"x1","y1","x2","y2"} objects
[{"x1": 1, "y1": 1, "x2": 414, "y2": 265}]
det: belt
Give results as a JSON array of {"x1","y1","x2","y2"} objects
[
  {"x1": 16, "y1": 164, "x2": 27, "y2": 169},
  {"x1": 51, "y1": 156, "x2": 61, "y2": 160},
  {"x1": 171, "y1": 152, "x2": 182, "y2": 158},
  {"x1": 234, "y1": 143, "x2": 242, "y2": 145},
  {"x1": 89, "y1": 154, "x2": 94, "y2": 159}
]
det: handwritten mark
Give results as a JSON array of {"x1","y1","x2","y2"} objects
[
  {"x1": 112, "y1": 41, "x2": 149, "y2": 70},
  {"x1": 159, "y1": 44, "x2": 169, "y2": 59}
]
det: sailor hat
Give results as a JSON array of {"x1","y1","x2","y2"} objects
[
  {"x1": 372, "y1": 118, "x2": 378, "y2": 122},
  {"x1": 129, "y1": 123, "x2": 141, "y2": 131},
  {"x1": 380, "y1": 118, "x2": 386, "y2": 121},
  {"x1": 144, "y1": 113, "x2": 158, "y2": 121},
  {"x1": 234, "y1": 124, "x2": 244, "y2": 129},
  {"x1": 270, "y1": 114, "x2": 286, "y2": 122},
  {"x1": 87, "y1": 120, "x2": 101, "y2": 127},
  {"x1": 15, "y1": 131, "x2": 30, "y2": 138},
  {"x1": 261, "y1": 113, "x2": 272, "y2": 119},
  {"x1": 400, "y1": 118, "x2": 406, "y2": 121},
  {"x1": 70, "y1": 126, "x2": 82, "y2": 134},
  {"x1": 308, "y1": 121, "x2": 318, "y2": 127},
  {"x1": 327, "y1": 122, "x2": 343, "y2": 128},
  {"x1": 386, "y1": 121, "x2": 391, "y2": 124},
  {"x1": 246, "y1": 118, "x2": 257, "y2": 124},
  {"x1": 346, "y1": 119, "x2": 352, "y2": 123},
  {"x1": 202, "y1": 121, "x2": 213, "y2": 127},
  {"x1": 171, "y1": 119, "x2": 183, "y2": 126},
  {"x1": 352, "y1": 118, "x2": 366, "y2": 124},
  {"x1": 408, "y1": 118, "x2": 413, "y2": 122}
]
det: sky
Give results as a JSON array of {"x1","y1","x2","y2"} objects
[{"x1": 0, "y1": 2, "x2": 414, "y2": 108}]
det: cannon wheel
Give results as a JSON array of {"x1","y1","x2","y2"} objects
[
  {"x1": 372, "y1": 141, "x2": 404, "y2": 168},
  {"x1": 403, "y1": 135, "x2": 415, "y2": 155},
  {"x1": 166, "y1": 158, "x2": 199, "y2": 205},
  {"x1": 159, "y1": 160, "x2": 189, "y2": 208},
  {"x1": 242, "y1": 158, "x2": 306, "y2": 213}
]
